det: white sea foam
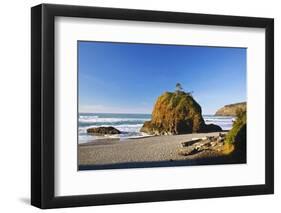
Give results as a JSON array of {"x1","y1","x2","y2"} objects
[
  {"x1": 203, "y1": 115, "x2": 234, "y2": 130},
  {"x1": 79, "y1": 124, "x2": 143, "y2": 134}
]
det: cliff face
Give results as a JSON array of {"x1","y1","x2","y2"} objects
[
  {"x1": 140, "y1": 91, "x2": 222, "y2": 135},
  {"x1": 225, "y1": 110, "x2": 247, "y2": 162},
  {"x1": 215, "y1": 102, "x2": 246, "y2": 116}
]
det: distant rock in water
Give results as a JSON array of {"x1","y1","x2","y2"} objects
[
  {"x1": 140, "y1": 91, "x2": 222, "y2": 135},
  {"x1": 87, "y1": 126, "x2": 121, "y2": 135},
  {"x1": 215, "y1": 102, "x2": 246, "y2": 116}
]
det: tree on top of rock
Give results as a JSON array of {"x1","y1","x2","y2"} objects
[
  {"x1": 175, "y1": 83, "x2": 183, "y2": 93},
  {"x1": 175, "y1": 83, "x2": 193, "y2": 96}
]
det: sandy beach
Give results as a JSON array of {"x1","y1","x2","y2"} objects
[{"x1": 78, "y1": 131, "x2": 240, "y2": 170}]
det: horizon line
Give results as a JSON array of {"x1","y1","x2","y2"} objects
[{"x1": 78, "y1": 111, "x2": 222, "y2": 116}]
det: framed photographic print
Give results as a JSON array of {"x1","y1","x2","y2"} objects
[{"x1": 31, "y1": 3, "x2": 274, "y2": 209}]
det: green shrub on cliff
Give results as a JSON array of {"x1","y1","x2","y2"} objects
[
  {"x1": 223, "y1": 109, "x2": 246, "y2": 162},
  {"x1": 225, "y1": 109, "x2": 246, "y2": 144}
]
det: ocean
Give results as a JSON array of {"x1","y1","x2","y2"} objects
[{"x1": 78, "y1": 113, "x2": 234, "y2": 144}]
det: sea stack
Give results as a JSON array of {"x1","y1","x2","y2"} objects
[{"x1": 140, "y1": 91, "x2": 222, "y2": 135}]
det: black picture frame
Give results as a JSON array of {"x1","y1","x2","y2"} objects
[{"x1": 31, "y1": 3, "x2": 274, "y2": 209}]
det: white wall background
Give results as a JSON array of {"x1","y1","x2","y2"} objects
[{"x1": 0, "y1": 0, "x2": 279, "y2": 212}]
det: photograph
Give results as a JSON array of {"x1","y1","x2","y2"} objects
[{"x1": 77, "y1": 41, "x2": 247, "y2": 170}]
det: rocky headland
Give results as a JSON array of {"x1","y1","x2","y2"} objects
[{"x1": 215, "y1": 102, "x2": 246, "y2": 116}]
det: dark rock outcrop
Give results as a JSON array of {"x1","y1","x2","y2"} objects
[
  {"x1": 140, "y1": 91, "x2": 222, "y2": 135},
  {"x1": 87, "y1": 126, "x2": 121, "y2": 135},
  {"x1": 215, "y1": 102, "x2": 246, "y2": 116},
  {"x1": 200, "y1": 123, "x2": 223, "y2": 133}
]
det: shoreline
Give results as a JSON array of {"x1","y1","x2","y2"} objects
[
  {"x1": 78, "y1": 131, "x2": 243, "y2": 170},
  {"x1": 78, "y1": 113, "x2": 234, "y2": 143}
]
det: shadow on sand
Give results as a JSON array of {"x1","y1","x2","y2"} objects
[{"x1": 79, "y1": 157, "x2": 245, "y2": 171}]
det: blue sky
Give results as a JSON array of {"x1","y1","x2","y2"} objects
[{"x1": 78, "y1": 41, "x2": 246, "y2": 114}]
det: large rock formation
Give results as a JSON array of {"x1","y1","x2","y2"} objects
[
  {"x1": 140, "y1": 91, "x2": 222, "y2": 135},
  {"x1": 215, "y1": 102, "x2": 246, "y2": 116}
]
